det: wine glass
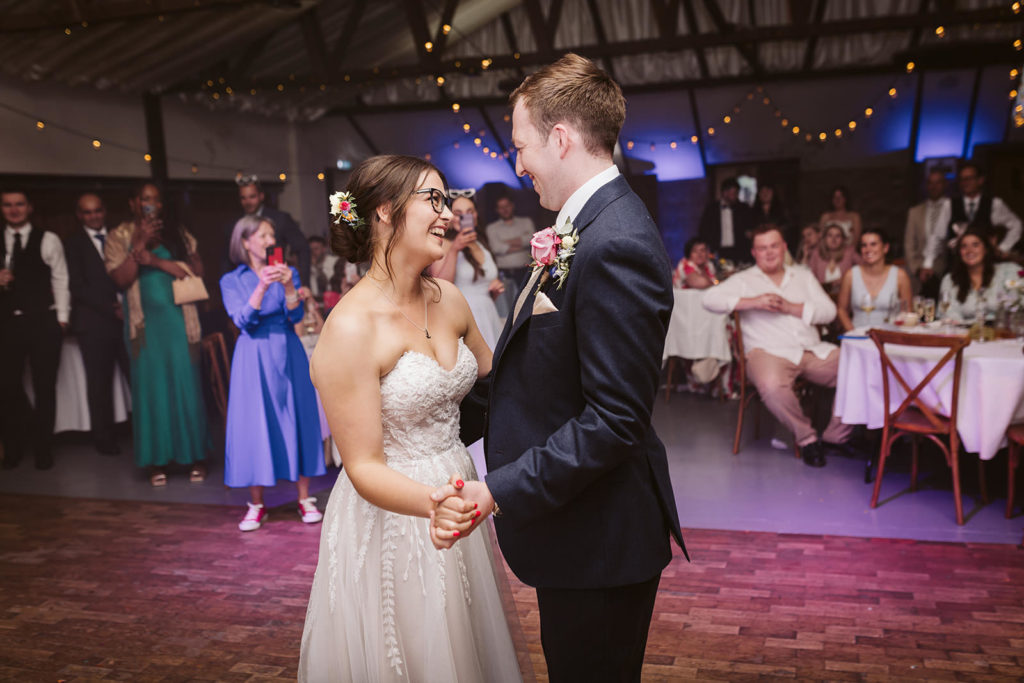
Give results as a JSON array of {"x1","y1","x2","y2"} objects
[
  {"x1": 859, "y1": 293, "x2": 875, "y2": 313},
  {"x1": 939, "y1": 289, "x2": 952, "y2": 319},
  {"x1": 922, "y1": 298, "x2": 936, "y2": 324}
]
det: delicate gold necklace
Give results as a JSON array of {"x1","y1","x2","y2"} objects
[{"x1": 374, "y1": 283, "x2": 430, "y2": 339}]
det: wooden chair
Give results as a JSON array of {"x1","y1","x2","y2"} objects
[
  {"x1": 200, "y1": 332, "x2": 231, "y2": 429},
  {"x1": 1007, "y1": 423, "x2": 1023, "y2": 519},
  {"x1": 867, "y1": 329, "x2": 973, "y2": 525},
  {"x1": 731, "y1": 313, "x2": 801, "y2": 458}
]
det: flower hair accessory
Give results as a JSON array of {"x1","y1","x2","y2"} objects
[
  {"x1": 329, "y1": 191, "x2": 365, "y2": 231},
  {"x1": 530, "y1": 216, "x2": 578, "y2": 290}
]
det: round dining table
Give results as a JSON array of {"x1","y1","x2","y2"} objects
[{"x1": 834, "y1": 331, "x2": 1024, "y2": 461}]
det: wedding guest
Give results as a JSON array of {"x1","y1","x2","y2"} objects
[
  {"x1": 836, "y1": 229, "x2": 912, "y2": 331},
  {"x1": 106, "y1": 182, "x2": 209, "y2": 487},
  {"x1": 818, "y1": 185, "x2": 862, "y2": 246},
  {"x1": 484, "y1": 195, "x2": 535, "y2": 285},
  {"x1": 221, "y1": 216, "x2": 325, "y2": 531},
  {"x1": 0, "y1": 190, "x2": 69, "y2": 470},
  {"x1": 794, "y1": 224, "x2": 820, "y2": 265},
  {"x1": 65, "y1": 193, "x2": 129, "y2": 455},
  {"x1": 698, "y1": 176, "x2": 754, "y2": 262},
  {"x1": 927, "y1": 162, "x2": 1022, "y2": 267},
  {"x1": 905, "y1": 169, "x2": 951, "y2": 292},
  {"x1": 752, "y1": 182, "x2": 789, "y2": 233},
  {"x1": 307, "y1": 235, "x2": 337, "y2": 301},
  {"x1": 807, "y1": 223, "x2": 859, "y2": 295},
  {"x1": 224, "y1": 176, "x2": 310, "y2": 285},
  {"x1": 429, "y1": 195, "x2": 506, "y2": 350},
  {"x1": 938, "y1": 225, "x2": 1021, "y2": 323},
  {"x1": 673, "y1": 237, "x2": 717, "y2": 289},
  {"x1": 703, "y1": 225, "x2": 852, "y2": 467}
]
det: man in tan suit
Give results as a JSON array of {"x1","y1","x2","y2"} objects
[{"x1": 904, "y1": 170, "x2": 950, "y2": 295}]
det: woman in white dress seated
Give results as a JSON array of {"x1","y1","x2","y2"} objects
[
  {"x1": 837, "y1": 228, "x2": 912, "y2": 331},
  {"x1": 429, "y1": 192, "x2": 506, "y2": 350},
  {"x1": 939, "y1": 225, "x2": 1020, "y2": 323},
  {"x1": 300, "y1": 155, "x2": 524, "y2": 682}
]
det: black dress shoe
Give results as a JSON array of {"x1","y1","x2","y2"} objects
[
  {"x1": 801, "y1": 441, "x2": 827, "y2": 468},
  {"x1": 34, "y1": 450, "x2": 54, "y2": 470}
]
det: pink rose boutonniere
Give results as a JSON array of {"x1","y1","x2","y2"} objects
[{"x1": 530, "y1": 217, "x2": 578, "y2": 289}]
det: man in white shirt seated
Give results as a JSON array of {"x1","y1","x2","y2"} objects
[{"x1": 703, "y1": 224, "x2": 852, "y2": 467}]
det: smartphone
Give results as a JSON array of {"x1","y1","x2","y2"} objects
[
  {"x1": 459, "y1": 213, "x2": 475, "y2": 230},
  {"x1": 266, "y1": 246, "x2": 284, "y2": 266}
]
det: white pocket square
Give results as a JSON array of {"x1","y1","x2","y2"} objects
[{"x1": 533, "y1": 291, "x2": 558, "y2": 315}]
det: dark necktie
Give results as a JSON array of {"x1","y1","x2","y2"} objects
[
  {"x1": 966, "y1": 199, "x2": 977, "y2": 222},
  {"x1": 94, "y1": 232, "x2": 105, "y2": 250},
  {"x1": 11, "y1": 230, "x2": 24, "y2": 270}
]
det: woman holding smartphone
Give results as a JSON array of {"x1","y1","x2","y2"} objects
[
  {"x1": 429, "y1": 193, "x2": 506, "y2": 350},
  {"x1": 220, "y1": 215, "x2": 325, "y2": 531}
]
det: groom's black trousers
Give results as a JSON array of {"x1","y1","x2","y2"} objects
[{"x1": 535, "y1": 573, "x2": 661, "y2": 683}]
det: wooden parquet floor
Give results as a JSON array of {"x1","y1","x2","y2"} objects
[{"x1": 1, "y1": 494, "x2": 1022, "y2": 682}]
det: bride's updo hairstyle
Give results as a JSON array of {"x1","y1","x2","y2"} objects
[{"x1": 330, "y1": 155, "x2": 448, "y2": 281}]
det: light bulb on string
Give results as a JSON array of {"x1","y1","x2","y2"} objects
[
  {"x1": 723, "y1": 115, "x2": 732, "y2": 124},
  {"x1": 888, "y1": 87, "x2": 897, "y2": 98},
  {"x1": 864, "y1": 107, "x2": 874, "y2": 118},
  {"x1": 848, "y1": 121, "x2": 857, "y2": 130},
  {"x1": 35, "y1": 120, "x2": 44, "y2": 130},
  {"x1": 670, "y1": 141, "x2": 677, "y2": 149},
  {"x1": 707, "y1": 127, "x2": 715, "y2": 136},
  {"x1": 690, "y1": 135, "x2": 698, "y2": 144},
  {"x1": 626, "y1": 140, "x2": 634, "y2": 150}
]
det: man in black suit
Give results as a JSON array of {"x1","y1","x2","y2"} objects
[
  {"x1": 224, "y1": 177, "x2": 310, "y2": 284},
  {"x1": 65, "y1": 193, "x2": 129, "y2": 455},
  {"x1": 432, "y1": 54, "x2": 684, "y2": 682},
  {"x1": 0, "y1": 189, "x2": 69, "y2": 470},
  {"x1": 698, "y1": 176, "x2": 754, "y2": 262}
]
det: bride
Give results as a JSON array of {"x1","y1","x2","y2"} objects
[{"x1": 299, "y1": 155, "x2": 523, "y2": 682}]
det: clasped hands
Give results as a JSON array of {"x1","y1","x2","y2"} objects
[
  {"x1": 749, "y1": 292, "x2": 802, "y2": 317},
  {"x1": 427, "y1": 474, "x2": 494, "y2": 550}
]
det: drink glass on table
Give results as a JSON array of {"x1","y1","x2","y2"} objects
[
  {"x1": 859, "y1": 293, "x2": 875, "y2": 313},
  {"x1": 922, "y1": 298, "x2": 936, "y2": 324}
]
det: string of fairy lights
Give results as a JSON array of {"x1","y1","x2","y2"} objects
[{"x1": 5, "y1": 14, "x2": 1023, "y2": 180}]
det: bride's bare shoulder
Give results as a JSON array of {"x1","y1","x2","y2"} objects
[{"x1": 310, "y1": 290, "x2": 378, "y2": 379}]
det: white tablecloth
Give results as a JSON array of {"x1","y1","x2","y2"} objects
[
  {"x1": 24, "y1": 338, "x2": 131, "y2": 433},
  {"x1": 662, "y1": 289, "x2": 731, "y2": 362},
  {"x1": 835, "y1": 334, "x2": 1024, "y2": 460}
]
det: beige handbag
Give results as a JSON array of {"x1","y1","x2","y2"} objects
[{"x1": 172, "y1": 262, "x2": 209, "y2": 305}]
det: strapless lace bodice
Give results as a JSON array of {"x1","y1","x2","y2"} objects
[{"x1": 380, "y1": 338, "x2": 477, "y2": 465}]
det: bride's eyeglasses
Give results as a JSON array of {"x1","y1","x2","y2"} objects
[{"x1": 413, "y1": 188, "x2": 452, "y2": 214}]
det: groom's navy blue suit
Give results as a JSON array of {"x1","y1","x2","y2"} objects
[{"x1": 462, "y1": 174, "x2": 685, "y2": 678}]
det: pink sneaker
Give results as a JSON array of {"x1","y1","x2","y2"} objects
[
  {"x1": 238, "y1": 503, "x2": 266, "y2": 531},
  {"x1": 298, "y1": 497, "x2": 323, "y2": 524}
]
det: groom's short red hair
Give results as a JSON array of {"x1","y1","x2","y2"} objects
[{"x1": 509, "y1": 53, "x2": 625, "y2": 157}]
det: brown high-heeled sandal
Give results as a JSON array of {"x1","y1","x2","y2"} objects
[{"x1": 189, "y1": 464, "x2": 206, "y2": 483}]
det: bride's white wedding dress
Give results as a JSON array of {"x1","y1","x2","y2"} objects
[{"x1": 299, "y1": 338, "x2": 523, "y2": 682}]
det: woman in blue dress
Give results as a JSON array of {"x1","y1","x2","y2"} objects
[{"x1": 221, "y1": 215, "x2": 325, "y2": 531}]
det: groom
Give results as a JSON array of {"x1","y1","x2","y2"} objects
[{"x1": 433, "y1": 53, "x2": 685, "y2": 681}]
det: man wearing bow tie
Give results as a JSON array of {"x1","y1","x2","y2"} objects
[
  {"x1": 926, "y1": 162, "x2": 1022, "y2": 264},
  {"x1": 0, "y1": 190, "x2": 70, "y2": 470},
  {"x1": 698, "y1": 176, "x2": 754, "y2": 263},
  {"x1": 65, "y1": 193, "x2": 129, "y2": 455}
]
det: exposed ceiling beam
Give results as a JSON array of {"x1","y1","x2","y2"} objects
[
  {"x1": 330, "y1": 0, "x2": 367, "y2": 73},
  {"x1": 702, "y1": 0, "x2": 762, "y2": 75},
  {"x1": 300, "y1": 10, "x2": 330, "y2": 84},
  {"x1": 523, "y1": 0, "x2": 565, "y2": 55},
  {"x1": 499, "y1": 11, "x2": 525, "y2": 78},
  {"x1": 909, "y1": 0, "x2": 931, "y2": 50},
  {"x1": 345, "y1": 113, "x2": 381, "y2": 156},
  {"x1": 433, "y1": 0, "x2": 461, "y2": 56},
  {"x1": 650, "y1": 0, "x2": 682, "y2": 38},
  {"x1": 216, "y1": 6, "x2": 1015, "y2": 93},
  {"x1": 801, "y1": 0, "x2": 827, "y2": 72},
  {"x1": 324, "y1": 61, "x2": 945, "y2": 116},
  {"x1": 402, "y1": 0, "x2": 434, "y2": 64},
  {"x1": 478, "y1": 106, "x2": 525, "y2": 187},
  {"x1": 680, "y1": 0, "x2": 708, "y2": 79},
  {"x1": 0, "y1": 0, "x2": 271, "y2": 34},
  {"x1": 228, "y1": 31, "x2": 278, "y2": 83},
  {"x1": 584, "y1": 0, "x2": 616, "y2": 79}
]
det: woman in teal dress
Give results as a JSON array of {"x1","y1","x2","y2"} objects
[{"x1": 105, "y1": 182, "x2": 209, "y2": 486}]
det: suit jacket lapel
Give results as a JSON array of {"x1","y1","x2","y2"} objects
[{"x1": 492, "y1": 175, "x2": 633, "y2": 369}]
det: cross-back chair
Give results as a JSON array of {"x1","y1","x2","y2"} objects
[{"x1": 867, "y1": 329, "x2": 975, "y2": 525}]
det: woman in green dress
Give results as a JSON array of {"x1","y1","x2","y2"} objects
[{"x1": 105, "y1": 182, "x2": 209, "y2": 486}]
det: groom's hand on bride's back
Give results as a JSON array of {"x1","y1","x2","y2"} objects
[{"x1": 428, "y1": 474, "x2": 493, "y2": 549}]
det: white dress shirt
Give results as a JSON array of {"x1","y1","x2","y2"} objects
[
  {"x1": 4, "y1": 223, "x2": 71, "y2": 323},
  {"x1": 702, "y1": 264, "x2": 837, "y2": 366},
  {"x1": 925, "y1": 195, "x2": 1022, "y2": 263},
  {"x1": 720, "y1": 204, "x2": 735, "y2": 248},
  {"x1": 555, "y1": 164, "x2": 620, "y2": 232},
  {"x1": 919, "y1": 197, "x2": 951, "y2": 270},
  {"x1": 484, "y1": 216, "x2": 537, "y2": 269},
  {"x1": 85, "y1": 226, "x2": 108, "y2": 260}
]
